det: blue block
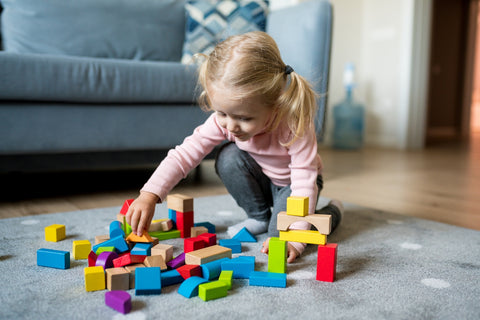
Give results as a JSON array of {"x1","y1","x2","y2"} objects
[
  {"x1": 221, "y1": 256, "x2": 255, "y2": 279},
  {"x1": 131, "y1": 243, "x2": 151, "y2": 256},
  {"x1": 178, "y1": 276, "x2": 208, "y2": 298},
  {"x1": 109, "y1": 221, "x2": 125, "y2": 239},
  {"x1": 37, "y1": 248, "x2": 70, "y2": 269},
  {"x1": 161, "y1": 269, "x2": 184, "y2": 286},
  {"x1": 249, "y1": 271, "x2": 287, "y2": 288},
  {"x1": 232, "y1": 227, "x2": 257, "y2": 242},
  {"x1": 201, "y1": 257, "x2": 231, "y2": 280},
  {"x1": 194, "y1": 221, "x2": 216, "y2": 234},
  {"x1": 168, "y1": 209, "x2": 177, "y2": 227},
  {"x1": 135, "y1": 267, "x2": 161, "y2": 295},
  {"x1": 219, "y1": 239, "x2": 242, "y2": 253},
  {"x1": 92, "y1": 235, "x2": 129, "y2": 253}
]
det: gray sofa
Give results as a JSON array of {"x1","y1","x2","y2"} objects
[{"x1": 0, "y1": 0, "x2": 332, "y2": 173}]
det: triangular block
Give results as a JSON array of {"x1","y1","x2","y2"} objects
[
  {"x1": 232, "y1": 227, "x2": 257, "y2": 242},
  {"x1": 125, "y1": 232, "x2": 154, "y2": 243}
]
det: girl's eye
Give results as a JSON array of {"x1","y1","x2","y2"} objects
[
  {"x1": 239, "y1": 117, "x2": 252, "y2": 122},
  {"x1": 217, "y1": 111, "x2": 226, "y2": 117}
]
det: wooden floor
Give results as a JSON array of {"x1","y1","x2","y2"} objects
[{"x1": 1, "y1": 135, "x2": 479, "y2": 231}]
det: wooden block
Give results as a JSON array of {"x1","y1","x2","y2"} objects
[
  {"x1": 219, "y1": 270, "x2": 233, "y2": 290},
  {"x1": 124, "y1": 264, "x2": 145, "y2": 289},
  {"x1": 277, "y1": 211, "x2": 331, "y2": 235},
  {"x1": 106, "y1": 268, "x2": 130, "y2": 291},
  {"x1": 72, "y1": 240, "x2": 91, "y2": 260},
  {"x1": 125, "y1": 232, "x2": 154, "y2": 243},
  {"x1": 144, "y1": 255, "x2": 167, "y2": 270},
  {"x1": 279, "y1": 230, "x2": 327, "y2": 245},
  {"x1": 177, "y1": 264, "x2": 202, "y2": 279},
  {"x1": 184, "y1": 237, "x2": 206, "y2": 253},
  {"x1": 95, "y1": 234, "x2": 109, "y2": 245},
  {"x1": 190, "y1": 226, "x2": 209, "y2": 237},
  {"x1": 37, "y1": 248, "x2": 70, "y2": 269},
  {"x1": 109, "y1": 221, "x2": 125, "y2": 239},
  {"x1": 84, "y1": 266, "x2": 105, "y2": 292},
  {"x1": 268, "y1": 237, "x2": 287, "y2": 273},
  {"x1": 221, "y1": 256, "x2": 255, "y2": 279},
  {"x1": 249, "y1": 271, "x2": 287, "y2": 288},
  {"x1": 198, "y1": 233, "x2": 216, "y2": 246},
  {"x1": 316, "y1": 243, "x2": 338, "y2": 282},
  {"x1": 286, "y1": 196, "x2": 309, "y2": 216},
  {"x1": 113, "y1": 253, "x2": 146, "y2": 268},
  {"x1": 88, "y1": 251, "x2": 97, "y2": 267},
  {"x1": 149, "y1": 230, "x2": 181, "y2": 241},
  {"x1": 120, "y1": 199, "x2": 134, "y2": 215},
  {"x1": 185, "y1": 245, "x2": 232, "y2": 265},
  {"x1": 105, "y1": 290, "x2": 131, "y2": 314},
  {"x1": 167, "y1": 194, "x2": 194, "y2": 212},
  {"x1": 44, "y1": 224, "x2": 66, "y2": 242},
  {"x1": 96, "y1": 246, "x2": 115, "y2": 255},
  {"x1": 135, "y1": 267, "x2": 161, "y2": 295},
  {"x1": 177, "y1": 211, "x2": 194, "y2": 238},
  {"x1": 161, "y1": 269, "x2": 184, "y2": 286},
  {"x1": 219, "y1": 239, "x2": 242, "y2": 254},
  {"x1": 198, "y1": 281, "x2": 228, "y2": 301},
  {"x1": 131, "y1": 243, "x2": 152, "y2": 256},
  {"x1": 96, "y1": 251, "x2": 119, "y2": 270},
  {"x1": 200, "y1": 258, "x2": 230, "y2": 280},
  {"x1": 195, "y1": 221, "x2": 216, "y2": 233},
  {"x1": 232, "y1": 227, "x2": 257, "y2": 242},
  {"x1": 166, "y1": 253, "x2": 186, "y2": 269},
  {"x1": 151, "y1": 244, "x2": 173, "y2": 262},
  {"x1": 92, "y1": 235, "x2": 129, "y2": 253},
  {"x1": 178, "y1": 276, "x2": 208, "y2": 298},
  {"x1": 149, "y1": 218, "x2": 173, "y2": 232}
]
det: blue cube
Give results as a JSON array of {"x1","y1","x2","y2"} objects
[{"x1": 135, "y1": 267, "x2": 161, "y2": 295}]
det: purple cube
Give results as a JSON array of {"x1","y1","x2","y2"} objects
[{"x1": 105, "y1": 290, "x2": 131, "y2": 314}]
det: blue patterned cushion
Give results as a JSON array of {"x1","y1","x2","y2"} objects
[{"x1": 181, "y1": 0, "x2": 269, "y2": 63}]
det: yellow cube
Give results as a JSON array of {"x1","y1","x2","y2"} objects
[
  {"x1": 73, "y1": 240, "x2": 91, "y2": 260},
  {"x1": 286, "y1": 196, "x2": 309, "y2": 217},
  {"x1": 84, "y1": 266, "x2": 105, "y2": 292},
  {"x1": 45, "y1": 224, "x2": 66, "y2": 242}
]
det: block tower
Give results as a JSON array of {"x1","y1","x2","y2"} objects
[
  {"x1": 167, "y1": 194, "x2": 194, "y2": 238},
  {"x1": 277, "y1": 196, "x2": 338, "y2": 282}
]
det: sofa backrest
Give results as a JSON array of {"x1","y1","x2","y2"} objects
[{"x1": 0, "y1": 0, "x2": 186, "y2": 61}]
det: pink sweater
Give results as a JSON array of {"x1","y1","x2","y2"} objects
[{"x1": 142, "y1": 113, "x2": 323, "y2": 252}]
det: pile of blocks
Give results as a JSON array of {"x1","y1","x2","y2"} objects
[{"x1": 36, "y1": 194, "x2": 338, "y2": 314}]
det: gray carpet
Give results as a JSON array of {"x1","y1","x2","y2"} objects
[{"x1": 0, "y1": 195, "x2": 479, "y2": 320}]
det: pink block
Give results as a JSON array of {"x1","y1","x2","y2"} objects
[
  {"x1": 105, "y1": 290, "x2": 131, "y2": 314},
  {"x1": 96, "y1": 251, "x2": 119, "y2": 270},
  {"x1": 316, "y1": 243, "x2": 337, "y2": 282}
]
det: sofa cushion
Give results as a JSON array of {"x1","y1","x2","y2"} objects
[
  {"x1": 0, "y1": 52, "x2": 198, "y2": 103},
  {"x1": 181, "y1": 0, "x2": 269, "y2": 63},
  {"x1": 1, "y1": 0, "x2": 185, "y2": 61}
]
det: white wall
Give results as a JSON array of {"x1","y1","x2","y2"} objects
[{"x1": 271, "y1": 0, "x2": 430, "y2": 149}]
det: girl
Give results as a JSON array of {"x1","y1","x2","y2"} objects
[{"x1": 126, "y1": 31, "x2": 343, "y2": 263}]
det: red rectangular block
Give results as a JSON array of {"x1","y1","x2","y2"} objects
[
  {"x1": 177, "y1": 264, "x2": 203, "y2": 279},
  {"x1": 177, "y1": 211, "x2": 194, "y2": 238},
  {"x1": 113, "y1": 253, "x2": 147, "y2": 268},
  {"x1": 184, "y1": 237, "x2": 206, "y2": 253},
  {"x1": 316, "y1": 243, "x2": 337, "y2": 282},
  {"x1": 198, "y1": 233, "x2": 216, "y2": 247}
]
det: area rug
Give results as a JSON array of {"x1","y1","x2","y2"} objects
[{"x1": 0, "y1": 195, "x2": 479, "y2": 320}]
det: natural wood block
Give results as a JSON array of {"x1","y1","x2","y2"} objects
[
  {"x1": 185, "y1": 245, "x2": 232, "y2": 265},
  {"x1": 277, "y1": 211, "x2": 332, "y2": 235},
  {"x1": 124, "y1": 264, "x2": 145, "y2": 289},
  {"x1": 106, "y1": 267, "x2": 130, "y2": 291},
  {"x1": 167, "y1": 194, "x2": 194, "y2": 212},
  {"x1": 151, "y1": 244, "x2": 173, "y2": 262},
  {"x1": 95, "y1": 235, "x2": 110, "y2": 245},
  {"x1": 190, "y1": 226, "x2": 208, "y2": 237},
  {"x1": 144, "y1": 255, "x2": 167, "y2": 270}
]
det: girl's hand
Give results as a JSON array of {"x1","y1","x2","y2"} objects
[
  {"x1": 261, "y1": 237, "x2": 301, "y2": 263},
  {"x1": 126, "y1": 191, "x2": 159, "y2": 236}
]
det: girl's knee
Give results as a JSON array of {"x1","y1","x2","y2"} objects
[{"x1": 215, "y1": 143, "x2": 246, "y2": 174}]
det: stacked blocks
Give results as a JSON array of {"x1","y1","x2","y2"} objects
[
  {"x1": 167, "y1": 194, "x2": 194, "y2": 238},
  {"x1": 45, "y1": 224, "x2": 66, "y2": 242},
  {"x1": 286, "y1": 196, "x2": 309, "y2": 216}
]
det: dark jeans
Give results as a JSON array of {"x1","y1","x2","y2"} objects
[{"x1": 215, "y1": 143, "x2": 340, "y2": 237}]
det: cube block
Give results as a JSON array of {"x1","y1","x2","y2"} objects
[
  {"x1": 45, "y1": 224, "x2": 66, "y2": 242},
  {"x1": 73, "y1": 240, "x2": 92, "y2": 260},
  {"x1": 286, "y1": 196, "x2": 309, "y2": 216},
  {"x1": 84, "y1": 266, "x2": 106, "y2": 292}
]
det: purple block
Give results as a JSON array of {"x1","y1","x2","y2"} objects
[
  {"x1": 167, "y1": 252, "x2": 185, "y2": 269},
  {"x1": 105, "y1": 290, "x2": 131, "y2": 314},
  {"x1": 96, "y1": 251, "x2": 119, "y2": 270}
]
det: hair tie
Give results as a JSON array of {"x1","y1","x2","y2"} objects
[{"x1": 285, "y1": 65, "x2": 294, "y2": 75}]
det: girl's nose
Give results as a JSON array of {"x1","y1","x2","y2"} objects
[{"x1": 226, "y1": 119, "x2": 239, "y2": 132}]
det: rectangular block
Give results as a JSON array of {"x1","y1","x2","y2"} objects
[
  {"x1": 249, "y1": 271, "x2": 287, "y2": 288},
  {"x1": 161, "y1": 269, "x2": 184, "y2": 287},
  {"x1": 177, "y1": 211, "x2": 194, "y2": 238},
  {"x1": 84, "y1": 266, "x2": 105, "y2": 292},
  {"x1": 277, "y1": 211, "x2": 331, "y2": 235},
  {"x1": 92, "y1": 235, "x2": 129, "y2": 253},
  {"x1": 195, "y1": 221, "x2": 216, "y2": 234},
  {"x1": 177, "y1": 264, "x2": 203, "y2": 279},
  {"x1": 113, "y1": 253, "x2": 146, "y2": 268},
  {"x1": 201, "y1": 258, "x2": 230, "y2": 280},
  {"x1": 125, "y1": 264, "x2": 144, "y2": 289},
  {"x1": 167, "y1": 194, "x2": 194, "y2": 212},
  {"x1": 219, "y1": 270, "x2": 233, "y2": 290},
  {"x1": 279, "y1": 230, "x2": 327, "y2": 245},
  {"x1": 166, "y1": 253, "x2": 185, "y2": 269},
  {"x1": 151, "y1": 244, "x2": 173, "y2": 262},
  {"x1": 286, "y1": 196, "x2": 309, "y2": 216},
  {"x1": 185, "y1": 245, "x2": 232, "y2": 265},
  {"x1": 37, "y1": 248, "x2": 70, "y2": 269},
  {"x1": 190, "y1": 226, "x2": 209, "y2": 237},
  {"x1": 106, "y1": 267, "x2": 130, "y2": 291},
  {"x1": 144, "y1": 255, "x2": 167, "y2": 271},
  {"x1": 221, "y1": 256, "x2": 255, "y2": 279},
  {"x1": 131, "y1": 243, "x2": 152, "y2": 256},
  {"x1": 219, "y1": 239, "x2": 242, "y2": 254},
  {"x1": 105, "y1": 290, "x2": 131, "y2": 314},
  {"x1": 45, "y1": 224, "x2": 66, "y2": 242},
  {"x1": 184, "y1": 237, "x2": 206, "y2": 253},
  {"x1": 198, "y1": 281, "x2": 228, "y2": 301},
  {"x1": 197, "y1": 233, "x2": 216, "y2": 246},
  {"x1": 316, "y1": 243, "x2": 338, "y2": 282},
  {"x1": 268, "y1": 237, "x2": 287, "y2": 273},
  {"x1": 149, "y1": 218, "x2": 171, "y2": 232},
  {"x1": 135, "y1": 267, "x2": 161, "y2": 295},
  {"x1": 149, "y1": 230, "x2": 181, "y2": 241},
  {"x1": 72, "y1": 240, "x2": 91, "y2": 260}
]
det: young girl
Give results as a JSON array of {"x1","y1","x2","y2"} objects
[{"x1": 126, "y1": 31, "x2": 343, "y2": 263}]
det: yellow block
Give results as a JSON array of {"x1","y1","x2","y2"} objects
[
  {"x1": 73, "y1": 240, "x2": 91, "y2": 260},
  {"x1": 45, "y1": 224, "x2": 66, "y2": 242},
  {"x1": 279, "y1": 230, "x2": 327, "y2": 245},
  {"x1": 286, "y1": 196, "x2": 309, "y2": 217},
  {"x1": 84, "y1": 266, "x2": 105, "y2": 292}
]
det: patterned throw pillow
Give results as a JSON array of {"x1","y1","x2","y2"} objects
[{"x1": 181, "y1": 0, "x2": 269, "y2": 64}]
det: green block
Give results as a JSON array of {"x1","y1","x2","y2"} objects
[
  {"x1": 219, "y1": 270, "x2": 233, "y2": 290},
  {"x1": 198, "y1": 281, "x2": 228, "y2": 301},
  {"x1": 268, "y1": 237, "x2": 287, "y2": 273},
  {"x1": 149, "y1": 229, "x2": 181, "y2": 241},
  {"x1": 96, "y1": 246, "x2": 115, "y2": 255}
]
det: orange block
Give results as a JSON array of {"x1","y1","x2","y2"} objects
[{"x1": 125, "y1": 232, "x2": 154, "y2": 243}]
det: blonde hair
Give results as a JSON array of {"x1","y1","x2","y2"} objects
[{"x1": 196, "y1": 31, "x2": 318, "y2": 146}]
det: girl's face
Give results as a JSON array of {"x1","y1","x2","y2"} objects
[{"x1": 209, "y1": 85, "x2": 273, "y2": 141}]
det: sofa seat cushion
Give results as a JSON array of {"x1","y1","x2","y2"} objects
[
  {"x1": 1, "y1": 0, "x2": 186, "y2": 61},
  {"x1": 0, "y1": 52, "x2": 198, "y2": 103}
]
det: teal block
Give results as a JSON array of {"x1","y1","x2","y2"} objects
[
  {"x1": 92, "y1": 235, "x2": 129, "y2": 253},
  {"x1": 178, "y1": 276, "x2": 208, "y2": 298},
  {"x1": 131, "y1": 242, "x2": 151, "y2": 256},
  {"x1": 219, "y1": 239, "x2": 242, "y2": 253},
  {"x1": 161, "y1": 269, "x2": 184, "y2": 287},
  {"x1": 37, "y1": 248, "x2": 70, "y2": 269},
  {"x1": 201, "y1": 257, "x2": 230, "y2": 280},
  {"x1": 194, "y1": 221, "x2": 216, "y2": 234},
  {"x1": 221, "y1": 256, "x2": 255, "y2": 279},
  {"x1": 232, "y1": 227, "x2": 257, "y2": 242},
  {"x1": 109, "y1": 221, "x2": 125, "y2": 239},
  {"x1": 249, "y1": 271, "x2": 287, "y2": 288},
  {"x1": 135, "y1": 267, "x2": 161, "y2": 295}
]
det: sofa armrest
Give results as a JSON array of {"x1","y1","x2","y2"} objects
[{"x1": 267, "y1": 0, "x2": 333, "y2": 136}]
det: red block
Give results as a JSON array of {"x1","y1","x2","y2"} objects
[
  {"x1": 198, "y1": 233, "x2": 216, "y2": 247},
  {"x1": 88, "y1": 251, "x2": 97, "y2": 267},
  {"x1": 113, "y1": 253, "x2": 146, "y2": 268},
  {"x1": 177, "y1": 211, "x2": 194, "y2": 238},
  {"x1": 184, "y1": 237, "x2": 206, "y2": 253},
  {"x1": 120, "y1": 199, "x2": 134, "y2": 215},
  {"x1": 316, "y1": 243, "x2": 337, "y2": 282},
  {"x1": 177, "y1": 264, "x2": 203, "y2": 279}
]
